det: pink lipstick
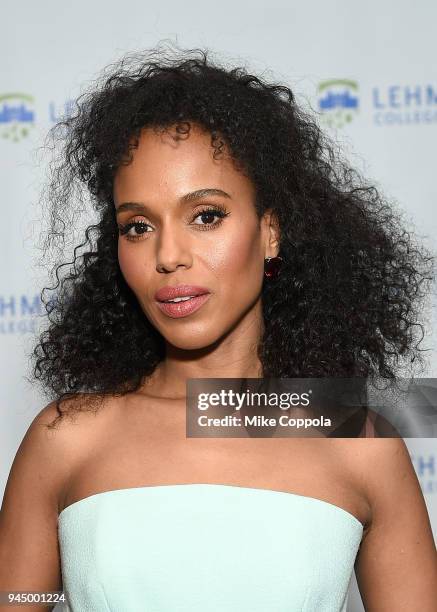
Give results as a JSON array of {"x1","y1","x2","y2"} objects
[{"x1": 154, "y1": 285, "x2": 211, "y2": 319}]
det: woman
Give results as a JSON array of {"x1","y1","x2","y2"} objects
[{"x1": 1, "y1": 44, "x2": 436, "y2": 611}]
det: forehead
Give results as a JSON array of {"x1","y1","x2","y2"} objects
[{"x1": 113, "y1": 123, "x2": 254, "y2": 203}]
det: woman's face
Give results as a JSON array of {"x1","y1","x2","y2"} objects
[{"x1": 113, "y1": 123, "x2": 279, "y2": 351}]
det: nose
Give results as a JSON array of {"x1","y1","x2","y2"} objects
[{"x1": 155, "y1": 222, "x2": 192, "y2": 273}]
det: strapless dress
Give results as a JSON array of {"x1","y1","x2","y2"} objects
[{"x1": 57, "y1": 483, "x2": 364, "y2": 611}]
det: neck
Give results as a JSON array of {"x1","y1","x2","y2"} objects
[{"x1": 141, "y1": 300, "x2": 265, "y2": 400}]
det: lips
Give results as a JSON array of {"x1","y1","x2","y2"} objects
[
  {"x1": 154, "y1": 285, "x2": 211, "y2": 319},
  {"x1": 156, "y1": 293, "x2": 211, "y2": 318},
  {"x1": 154, "y1": 285, "x2": 210, "y2": 303}
]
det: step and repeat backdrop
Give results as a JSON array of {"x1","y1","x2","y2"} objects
[{"x1": 2, "y1": 1, "x2": 436, "y2": 610}]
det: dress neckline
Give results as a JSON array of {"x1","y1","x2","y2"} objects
[{"x1": 58, "y1": 483, "x2": 365, "y2": 529}]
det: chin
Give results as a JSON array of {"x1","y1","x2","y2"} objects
[{"x1": 161, "y1": 325, "x2": 224, "y2": 352}]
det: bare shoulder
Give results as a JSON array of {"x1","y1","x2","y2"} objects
[
  {"x1": 344, "y1": 437, "x2": 437, "y2": 610},
  {"x1": 0, "y1": 395, "x2": 115, "y2": 602},
  {"x1": 2, "y1": 394, "x2": 121, "y2": 515},
  {"x1": 1, "y1": 399, "x2": 76, "y2": 512},
  {"x1": 338, "y1": 437, "x2": 421, "y2": 503},
  {"x1": 29, "y1": 394, "x2": 117, "y2": 459},
  {"x1": 334, "y1": 437, "x2": 426, "y2": 522}
]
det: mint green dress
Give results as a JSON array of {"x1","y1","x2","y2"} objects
[{"x1": 57, "y1": 483, "x2": 364, "y2": 611}]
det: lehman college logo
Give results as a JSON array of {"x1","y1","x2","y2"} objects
[
  {"x1": 0, "y1": 93, "x2": 35, "y2": 142},
  {"x1": 317, "y1": 80, "x2": 359, "y2": 128}
]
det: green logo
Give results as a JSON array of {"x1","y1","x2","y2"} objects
[
  {"x1": 0, "y1": 93, "x2": 35, "y2": 142},
  {"x1": 317, "y1": 80, "x2": 359, "y2": 128}
]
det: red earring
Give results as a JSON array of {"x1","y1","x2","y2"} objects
[{"x1": 264, "y1": 256, "x2": 283, "y2": 279}]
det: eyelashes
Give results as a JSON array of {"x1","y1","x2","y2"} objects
[
  {"x1": 118, "y1": 220, "x2": 151, "y2": 241},
  {"x1": 118, "y1": 204, "x2": 230, "y2": 242}
]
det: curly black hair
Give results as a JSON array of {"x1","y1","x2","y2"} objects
[{"x1": 27, "y1": 41, "x2": 435, "y2": 428}]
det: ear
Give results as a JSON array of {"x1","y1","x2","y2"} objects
[{"x1": 261, "y1": 209, "x2": 281, "y2": 258}]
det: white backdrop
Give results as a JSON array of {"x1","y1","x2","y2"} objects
[{"x1": 1, "y1": 2, "x2": 436, "y2": 610}]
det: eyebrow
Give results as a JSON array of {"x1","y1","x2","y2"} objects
[{"x1": 115, "y1": 188, "x2": 232, "y2": 215}]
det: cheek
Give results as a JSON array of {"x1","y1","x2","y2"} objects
[
  {"x1": 117, "y1": 242, "x2": 148, "y2": 289},
  {"x1": 208, "y1": 225, "x2": 265, "y2": 295}
]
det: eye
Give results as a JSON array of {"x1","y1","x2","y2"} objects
[
  {"x1": 191, "y1": 205, "x2": 230, "y2": 229},
  {"x1": 118, "y1": 219, "x2": 152, "y2": 241}
]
